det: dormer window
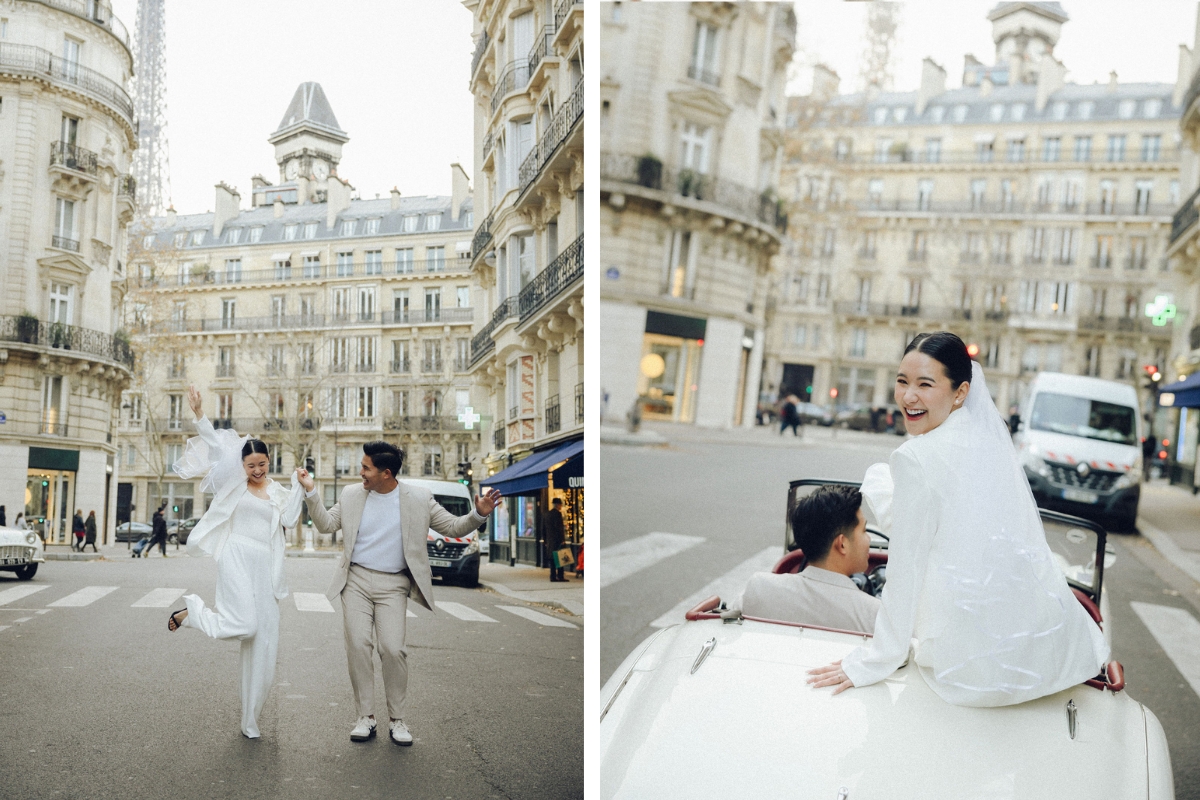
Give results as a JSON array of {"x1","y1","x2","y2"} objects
[
  {"x1": 341, "y1": 219, "x2": 357, "y2": 236},
  {"x1": 364, "y1": 218, "x2": 380, "y2": 235},
  {"x1": 892, "y1": 107, "x2": 907, "y2": 123},
  {"x1": 1010, "y1": 103, "x2": 1026, "y2": 121},
  {"x1": 174, "y1": 232, "x2": 186, "y2": 248},
  {"x1": 1118, "y1": 99, "x2": 1136, "y2": 119},
  {"x1": 1144, "y1": 98, "x2": 1162, "y2": 118},
  {"x1": 283, "y1": 223, "x2": 298, "y2": 240},
  {"x1": 249, "y1": 226, "x2": 263, "y2": 243},
  {"x1": 424, "y1": 214, "x2": 441, "y2": 231},
  {"x1": 929, "y1": 106, "x2": 945, "y2": 123},
  {"x1": 303, "y1": 221, "x2": 318, "y2": 239},
  {"x1": 225, "y1": 227, "x2": 242, "y2": 244},
  {"x1": 142, "y1": 235, "x2": 155, "y2": 248},
  {"x1": 989, "y1": 104, "x2": 1004, "y2": 122},
  {"x1": 872, "y1": 107, "x2": 887, "y2": 124},
  {"x1": 403, "y1": 215, "x2": 418, "y2": 232},
  {"x1": 1052, "y1": 101, "x2": 1068, "y2": 120},
  {"x1": 1077, "y1": 101, "x2": 1094, "y2": 120},
  {"x1": 953, "y1": 104, "x2": 968, "y2": 122},
  {"x1": 190, "y1": 230, "x2": 205, "y2": 246}
]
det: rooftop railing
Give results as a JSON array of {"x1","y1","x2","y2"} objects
[
  {"x1": 0, "y1": 316, "x2": 134, "y2": 369},
  {"x1": 602, "y1": 151, "x2": 787, "y2": 233},
  {"x1": 0, "y1": 43, "x2": 133, "y2": 125},
  {"x1": 152, "y1": 307, "x2": 473, "y2": 334},
  {"x1": 32, "y1": 0, "x2": 130, "y2": 49}
]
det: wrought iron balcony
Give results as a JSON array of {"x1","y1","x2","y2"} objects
[
  {"x1": 155, "y1": 307, "x2": 472, "y2": 334},
  {"x1": 554, "y1": 0, "x2": 579, "y2": 30},
  {"x1": 422, "y1": 358, "x2": 443, "y2": 373},
  {"x1": 687, "y1": 65, "x2": 720, "y2": 86},
  {"x1": 601, "y1": 152, "x2": 787, "y2": 233},
  {"x1": 1171, "y1": 184, "x2": 1200, "y2": 246},
  {"x1": 519, "y1": 80, "x2": 584, "y2": 197},
  {"x1": 383, "y1": 416, "x2": 463, "y2": 432},
  {"x1": 575, "y1": 383, "x2": 583, "y2": 424},
  {"x1": 494, "y1": 426, "x2": 505, "y2": 451},
  {"x1": 545, "y1": 396, "x2": 561, "y2": 434},
  {"x1": 490, "y1": 61, "x2": 528, "y2": 116},
  {"x1": 117, "y1": 173, "x2": 136, "y2": 197},
  {"x1": 510, "y1": 405, "x2": 520, "y2": 421},
  {"x1": 390, "y1": 359, "x2": 410, "y2": 373},
  {"x1": 519, "y1": 234, "x2": 583, "y2": 321},
  {"x1": 52, "y1": 235, "x2": 80, "y2": 252},
  {"x1": 39, "y1": 418, "x2": 68, "y2": 436},
  {"x1": 469, "y1": 297, "x2": 519, "y2": 365},
  {"x1": 0, "y1": 316, "x2": 133, "y2": 369},
  {"x1": 50, "y1": 141, "x2": 98, "y2": 175},
  {"x1": 471, "y1": 208, "x2": 495, "y2": 261},
  {"x1": 355, "y1": 363, "x2": 376, "y2": 373},
  {"x1": 216, "y1": 364, "x2": 235, "y2": 377},
  {"x1": 528, "y1": 25, "x2": 555, "y2": 78},
  {"x1": 32, "y1": 0, "x2": 130, "y2": 49},
  {"x1": 469, "y1": 29, "x2": 489, "y2": 81},
  {"x1": 0, "y1": 43, "x2": 133, "y2": 125}
]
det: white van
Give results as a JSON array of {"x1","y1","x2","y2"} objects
[
  {"x1": 401, "y1": 479, "x2": 483, "y2": 587},
  {"x1": 1013, "y1": 373, "x2": 1142, "y2": 529}
]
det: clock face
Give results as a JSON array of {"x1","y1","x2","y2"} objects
[
  {"x1": 312, "y1": 161, "x2": 329, "y2": 181},
  {"x1": 285, "y1": 159, "x2": 299, "y2": 180}
]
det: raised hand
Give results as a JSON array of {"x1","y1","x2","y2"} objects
[
  {"x1": 474, "y1": 487, "x2": 502, "y2": 517},
  {"x1": 187, "y1": 385, "x2": 203, "y2": 419},
  {"x1": 294, "y1": 468, "x2": 315, "y2": 493}
]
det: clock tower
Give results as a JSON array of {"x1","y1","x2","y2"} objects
[{"x1": 268, "y1": 82, "x2": 349, "y2": 196}]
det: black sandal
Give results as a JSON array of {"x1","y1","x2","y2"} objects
[{"x1": 168, "y1": 608, "x2": 187, "y2": 632}]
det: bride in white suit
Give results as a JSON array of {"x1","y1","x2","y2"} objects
[
  {"x1": 808, "y1": 332, "x2": 1109, "y2": 707},
  {"x1": 167, "y1": 386, "x2": 303, "y2": 738}
]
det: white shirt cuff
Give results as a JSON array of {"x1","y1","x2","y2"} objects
[{"x1": 305, "y1": 488, "x2": 318, "y2": 498}]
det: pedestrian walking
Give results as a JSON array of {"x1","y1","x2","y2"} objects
[
  {"x1": 149, "y1": 505, "x2": 168, "y2": 556},
  {"x1": 14, "y1": 513, "x2": 28, "y2": 530},
  {"x1": 779, "y1": 395, "x2": 803, "y2": 437},
  {"x1": 1142, "y1": 429, "x2": 1156, "y2": 482},
  {"x1": 545, "y1": 497, "x2": 567, "y2": 582},
  {"x1": 72, "y1": 510, "x2": 85, "y2": 551},
  {"x1": 81, "y1": 511, "x2": 98, "y2": 552},
  {"x1": 167, "y1": 385, "x2": 304, "y2": 739},
  {"x1": 297, "y1": 441, "x2": 501, "y2": 746}
]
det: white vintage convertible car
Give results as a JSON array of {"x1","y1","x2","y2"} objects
[
  {"x1": 599, "y1": 480, "x2": 1174, "y2": 799},
  {"x1": 0, "y1": 524, "x2": 44, "y2": 580}
]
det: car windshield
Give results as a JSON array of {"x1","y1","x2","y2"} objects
[
  {"x1": 434, "y1": 495, "x2": 471, "y2": 518},
  {"x1": 1029, "y1": 392, "x2": 1136, "y2": 446}
]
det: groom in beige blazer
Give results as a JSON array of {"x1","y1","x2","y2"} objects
[{"x1": 296, "y1": 440, "x2": 500, "y2": 746}]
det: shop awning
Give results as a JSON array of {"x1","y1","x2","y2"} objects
[
  {"x1": 482, "y1": 439, "x2": 583, "y2": 495},
  {"x1": 1159, "y1": 373, "x2": 1200, "y2": 408},
  {"x1": 551, "y1": 448, "x2": 583, "y2": 489}
]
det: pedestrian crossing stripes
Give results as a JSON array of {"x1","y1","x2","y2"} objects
[
  {"x1": 497, "y1": 605, "x2": 579, "y2": 629},
  {"x1": 436, "y1": 601, "x2": 497, "y2": 622},
  {"x1": 601, "y1": 532, "x2": 706, "y2": 588},
  {"x1": 650, "y1": 547, "x2": 781, "y2": 629},
  {"x1": 0, "y1": 584, "x2": 49, "y2": 607},
  {"x1": 131, "y1": 588, "x2": 186, "y2": 608},
  {"x1": 47, "y1": 586, "x2": 118, "y2": 607},
  {"x1": 293, "y1": 592, "x2": 335, "y2": 613},
  {"x1": 1130, "y1": 601, "x2": 1200, "y2": 699}
]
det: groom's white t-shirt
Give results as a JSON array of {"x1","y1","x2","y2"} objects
[{"x1": 352, "y1": 484, "x2": 406, "y2": 574}]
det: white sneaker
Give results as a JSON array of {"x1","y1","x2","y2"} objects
[
  {"x1": 350, "y1": 716, "x2": 376, "y2": 742},
  {"x1": 389, "y1": 718, "x2": 413, "y2": 746}
]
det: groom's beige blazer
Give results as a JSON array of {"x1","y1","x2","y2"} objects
[{"x1": 304, "y1": 481, "x2": 485, "y2": 612}]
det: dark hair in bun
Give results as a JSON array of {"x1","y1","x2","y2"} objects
[{"x1": 904, "y1": 331, "x2": 972, "y2": 389}]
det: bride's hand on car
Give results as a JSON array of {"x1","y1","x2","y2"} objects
[{"x1": 806, "y1": 660, "x2": 856, "y2": 695}]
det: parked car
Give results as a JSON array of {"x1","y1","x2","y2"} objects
[
  {"x1": 405, "y1": 479, "x2": 481, "y2": 587},
  {"x1": 599, "y1": 479, "x2": 1169, "y2": 799},
  {"x1": 793, "y1": 401, "x2": 834, "y2": 426},
  {"x1": 0, "y1": 525, "x2": 45, "y2": 580},
  {"x1": 1013, "y1": 372, "x2": 1142, "y2": 530},
  {"x1": 114, "y1": 521, "x2": 153, "y2": 543},
  {"x1": 836, "y1": 405, "x2": 905, "y2": 434},
  {"x1": 167, "y1": 517, "x2": 201, "y2": 545}
]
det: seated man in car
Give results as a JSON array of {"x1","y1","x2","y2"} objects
[{"x1": 736, "y1": 485, "x2": 880, "y2": 633}]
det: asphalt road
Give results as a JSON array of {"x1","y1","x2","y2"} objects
[
  {"x1": 601, "y1": 424, "x2": 1200, "y2": 798},
  {"x1": 0, "y1": 555, "x2": 582, "y2": 800}
]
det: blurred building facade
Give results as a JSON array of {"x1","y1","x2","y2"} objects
[
  {"x1": 465, "y1": 0, "x2": 584, "y2": 565},
  {"x1": 0, "y1": 0, "x2": 136, "y2": 543},
  {"x1": 601, "y1": 1, "x2": 795, "y2": 428},
  {"x1": 772, "y1": 1, "x2": 1181, "y2": 420},
  {"x1": 119, "y1": 83, "x2": 482, "y2": 532}
]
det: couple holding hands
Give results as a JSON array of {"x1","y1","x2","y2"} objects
[{"x1": 167, "y1": 386, "x2": 501, "y2": 741}]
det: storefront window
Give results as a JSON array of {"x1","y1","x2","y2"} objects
[
  {"x1": 517, "y1": 496, "x2": 537, "y2": 538},
  {"x1": 638, "y1": 333, "x2": 701, "y2": 422}
]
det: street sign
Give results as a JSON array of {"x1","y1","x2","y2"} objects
[
  {"x1": 458, "y1": 406, "x2": 482, "y2": 430},
  {"x1": 606, "y1": 267, "x2": 620, "y2": 280},
  {"x1": 0, "y1": 411, "x2": 6, "y2": 423}
]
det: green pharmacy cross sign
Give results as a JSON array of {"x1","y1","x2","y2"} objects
[
  {"x1": 458, "y1": 407, "x2": 482, "y2": 430},
  {"x1": 1144, "y1": 295, "x2": 1177, "y2": 327}
]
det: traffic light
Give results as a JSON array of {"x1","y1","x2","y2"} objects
[
  {"x1": 1143, "y1": 364, "x2": 1162, "y2": 391},
  {"x1": 966, "y1": 343, "x2": 980, "y2": 358},
  {"x1": 457, "y1": 461, "x2": 473, "y2": 486},
  {"x1": 830, "y1": 387, "x2": 839, "y2": 399},
  {"x1": 172, "y1": 505, "x2": 179, "y2": 514}
]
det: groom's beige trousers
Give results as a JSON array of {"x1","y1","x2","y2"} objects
[{"x1": 342, "y1": 563, "x2": 412, "y2": 720}]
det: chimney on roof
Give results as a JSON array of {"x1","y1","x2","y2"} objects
[
  {"x1": 273, "y1": 197, "x2": 284, "y2": 219},
  {"x1": 811, "y1": 64, "x2": 840, "y2": 101},
  {"x1": 1175, "y1": 42, "x2": 1194, "y2": 109},
  {"x1": 916, "y1": 58, "x2": 945, "y2": 115},
  {"x1": 1108, "y1": 70, "x2": 1119, "y2": 93},
  {"x1": 1036, "y1": 55, "x2": 1066, "y2": 111},
  {"x1": 390, "y1": 187, "x2": 402, "y2": 210},
  {"x1": 980, "y1": 75, "x2": 993, "y2": 98},
  {"x1": 165, "y1": 205, "x2": 176, "y2": 226},
  {"x1": 213, "y1": 182, "x2": 240, "y2": 237},
  {"x1": 450, "y1": 163, "x2": 470, "y2": 222},
  {"x1": 962, "y1": 54, "x2": 982, "y2": 87},
  {"x1": 326, "y1": 175, "x2": 352, "y2": 229}
]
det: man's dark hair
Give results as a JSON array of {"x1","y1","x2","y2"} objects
[
  {"x1": 790, "y1": 485, "x2": 863, "y2": 563},
  {"x1": 551, "y1": 498, "x2": 563, "y2": 506},
  {"x1": 362, "y1": 440, "x2": 404, "y2": 478}
]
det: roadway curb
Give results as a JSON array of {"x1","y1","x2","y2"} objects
[
  {"x1": 479, "y1": 579, "x2": 584, "y2": 617},
  {"x1": 43, "y1": 552, "x2": 103, "y2": 561},
  {"x1": 1138, "y1": 519, "x2": 1200, "y2": 586}
]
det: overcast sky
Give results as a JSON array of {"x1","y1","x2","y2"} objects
[
  {"x1": 788, "y1": 0, "x2": 1197, "y2": 96},
  {"x1": 109, "y1": 0, "x2": 477, "y2": 215}
]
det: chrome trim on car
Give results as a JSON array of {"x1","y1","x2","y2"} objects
[
  {"x1": 690, "y1": 637, "x2": 717, "y2": 675},
  {"x1": 1067, "y1": 699, "x2": 1077, "y2": 739}
]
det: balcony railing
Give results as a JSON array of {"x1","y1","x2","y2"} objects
[
  {"x1": 383, "y1": 416, "x2": 466, "y2": 433},
  {"x1": 117, "y1": 173, "x2": 136, "y2": 197},
  {"x1": 470, "y1": 297, "x2": 519, "y2": 365},
  {"x1": 494, "y1": 426, "x2": 505, "y2": 452},
  {"x1": 686, "y1": 65, "x2": 720, "y2": 86},
  {"x1": 32, "y1": 0, "x2": 130, "y2": 49},
  {"x1": 490, "y1": 61, "x2": 528, "y2": 116},
  {"x1": 355, "y1": 363, "x2": 376, "y2": 373},
  {"x1": 421, "y1": 358, "x2": 443, "y2": 373},
  {"x1": 545, "y1": 396, "x2": 561, "y2": 434},
  {"x1": 469, "y1": 29, "x2": 489, "y2": 81},
  {"x1": 602, "y1": 152, "x2": 788, "y2": 233},
  {"x1": 847, "y1": 147, "x2": 1182, "y2": 166},
  {"x1": 575, "y1": 383, "x2": 583, "y2": 424},
  {"x1": 519, "y1": 234, "x2": 583, "y2": 320},
  {"x1": 390, "y1": 359, "x2": 410, "y2": 373},
  {"x1": 52, "y1": 235, "x2": 80, "y2": 252},
  {"x1": 519, "y1": 79, "x2": 584, "y2": 197},
  {"x1": 39, "y1": 418, "x2": 68, "y2": 436},
  {"x1": 1125, "y1": 256, "x2": 1149, "y2": 270},
  {"x1": 216, "y1": 364, "x2": 235, "y2": 377},
  {"x1": 154, "y1": 258, "x2": 469, "y2": 288},
  {"x1": 1090, "y1": 255, "x2": 1114, "y2": 269},
  {"x1": 528, "y1": 25, "x2": 555, "y2": 78},
  {"x1": 455, "y1": 357, "x2": 469, "y2": 372},
  {"x1": 510, "y1": 405, "x2": 520, "y2": 420},
  {"x1": 857, "y1": 198, "x2": 1177, "y2": 217},
  {"x1": 1077, "y1": 315, "x2": 1175, "y2": 334},
  {"x1": 0, "y1": 316, "x2": 133, "y2": 369},
  {"x1": 153, "y1": 307, "x2": 473, "y2": 334},
  {"x1": 0, "y1": 43, "x2": 133, "y2": 125},
  {"x1": 50, "y1": 141, "x2": 98, "y2": 175},
  {"x1": 471, "y1": 209, "x2": 495, "y2": 260},
  {"x1": 1171, "y1": 184, "x2": 1200, "y2": 245},
  {"x1": 554, "y1": 0, "x2": 579, "y2": 30}
]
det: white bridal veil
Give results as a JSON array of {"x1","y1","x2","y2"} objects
[{"x1": 173, "y1": 423, "x2": 250, "y2": 497}]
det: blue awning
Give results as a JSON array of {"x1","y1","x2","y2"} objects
[
  {"x1": 1159, "y1": 373, "x2": 1200, "y2": 408},
  {"x1": 481, "y1": 438, "x2": 583, "y2": 495}
]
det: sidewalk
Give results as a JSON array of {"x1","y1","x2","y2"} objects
[
  {"x1": 603, "y1": 419, "x2": 900, "y2": 450},
  {"x1": 479, "y1": 560, "x2": 585, "y2": 618},
  {"x1": 1135, "y1": 480, "x2": 1200, "y2": 586}
]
